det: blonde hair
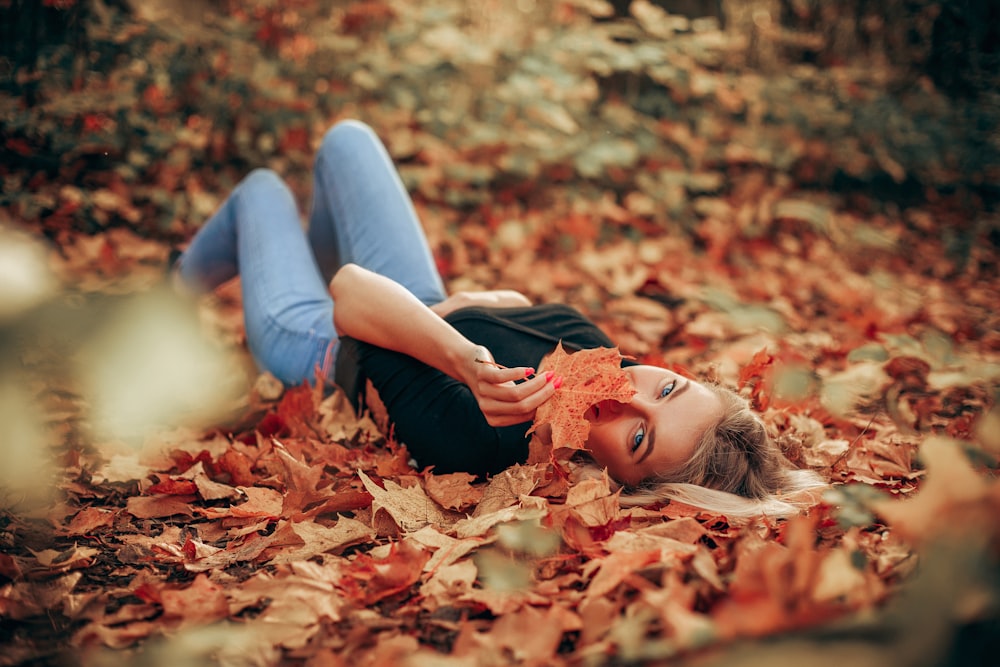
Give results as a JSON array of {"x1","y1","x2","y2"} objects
[{"x1": 582, "y1": 384, "x2": 827, "y2": 519}]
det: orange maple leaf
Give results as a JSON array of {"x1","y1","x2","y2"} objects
[{"x1": 528, "y1": 342, "x2": 635, "y2": 450}]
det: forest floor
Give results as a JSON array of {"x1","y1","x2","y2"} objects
[{"x1": 1, "y1": 1, "x2": 998, "y2": 666}]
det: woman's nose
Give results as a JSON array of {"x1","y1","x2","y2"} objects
[
  {"x1": 598, "y1": 399, "x2": 625, "y2": 418},
  {"x1": 628, "y1": 394, "x2": 656, "y2": 415}
]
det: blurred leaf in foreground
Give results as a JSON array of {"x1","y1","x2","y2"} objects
[
  {"x1": 78, "y1": 288, "x2": 244, "y2": 445},
  {"x1": 0, "y1": 226, "x2": 59, "y2": 322},
  {"x1": 0, "y1": 375, "x2": 54, "y2": 509}
]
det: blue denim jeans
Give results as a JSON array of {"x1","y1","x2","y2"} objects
[{"x1": 176, "y1": 120, "x2": 447, "y2": 385}]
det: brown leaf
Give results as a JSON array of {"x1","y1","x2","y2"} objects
[
  {"x1": 472, "y1": 465, "x2": 543, "y2": 517},
  {"x1": 92, "y1": 453, "x2": 151, "y2": 484},
  {"x1": 357, "y1": 469, "x2": 450, "y2": 532},
  {"x1": 420, "y1": 559, "x2": 477, "y2": 611},
  {"x1": 273, "y1": 439, "x2": 323, "y2": 493},
  {"x1": 0, "y1": 573, "x2": 82, "y2": 620},
  {"x1": 0, "y1": 552, "x2": 24, "y2": 580},
  {"x1": 407, "y1": 526, "x2": 484, "y2": 572},
  {"x1": 160, "y1": 573, "x2": 229, "y2": 627},
  {"x1": 452, "y1": 505, "x2": 545, "y2": 540},
  {"x1": 268, "y1": 518, "x2": 375, "y2": 565},
  {"x1": 644, "y1": 517, "x2": 708, "y2": 544},
  {"x1": 28, "y1": 546, "x2": 100, "y2": 572},
  {"x1": 126, "y1": 494, "x2": 197, "y2": 519},
  {"x1": 230, "y1": 563, "x2": 346, "y2": 651},
  {"x1": 184, "y1": 522, "x2": 301, "y2": 572},
  {"x1": 178, "y1": 460, "x2": 241, "y2": 501},
  {"x1": 456, "y1": 603, "x2": 580, "y2": 663},
  {"x1": 871, "y1": 437, "x2": 1000, "y2": 544},
  {"x1": 584, "y1": 549, "x2": 662, "y2": 601},
  {"x1": 62, "y1": 507, "x2": 116, "y2": 535},
  {"x1": 638, "y1": 573, "x2": 715, "y2": 648},
  {"x1": 423, "y1": 471, "x2": 483, "y2": 512},
  {"x1": 199, "y1": 486, "x2": 283, "y2": 520}
]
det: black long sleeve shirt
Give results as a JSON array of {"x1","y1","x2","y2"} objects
[{"x1": 335, "y1": 303, "x2": 623, "y2": 476}]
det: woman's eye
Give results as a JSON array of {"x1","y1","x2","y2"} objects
[
  {"x1": 659, "y1": 380, "x2": 676, "y2": 398},
  {"x1": 631, "y1": 427, "x2": 645, "y2": 453}
]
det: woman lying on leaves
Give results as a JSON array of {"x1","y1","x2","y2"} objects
[{"x1": 173, "y1": 120, "x2": 825, "y2": 518}]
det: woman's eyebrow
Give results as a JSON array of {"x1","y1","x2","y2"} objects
[{"x1": 636, "y1": 378, "x2": 690, "y2": 465}]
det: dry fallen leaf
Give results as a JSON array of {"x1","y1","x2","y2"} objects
[
  {"x1": 423, "y1": 471, "x2": 484, "y2": 512},
  {"x1": 870, "y1": 436, "x2": 1000, "y2": 544},
  {"x1": 357, "y1": 469, "x2": 450, "y2": 532}
]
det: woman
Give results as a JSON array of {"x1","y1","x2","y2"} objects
[{"x1": 174, "y1": 120, "x2": 824, "y2": 517}]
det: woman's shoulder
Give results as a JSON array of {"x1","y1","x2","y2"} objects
[
  {"x1": 444, "y1": 302, "x2": 589, "y2": 324},
  {"x1": 446, "y1": 302, "x2": 615, "y2": 353}
]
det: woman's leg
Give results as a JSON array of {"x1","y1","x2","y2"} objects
[
  {"x1": 176, "y1": 169, "x2": 337, "y2": 385},
  {"x1": 307, "y1": 120, "x2": 447, "y2": 306}
]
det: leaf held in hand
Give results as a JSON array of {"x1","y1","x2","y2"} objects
[{"x1": 528, "y1": 342, "x2": 635, "y2": 450}]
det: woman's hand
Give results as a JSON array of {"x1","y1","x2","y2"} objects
[
  {"x1": 430, "y1": 290, "x2": 532, "y2": 318},
  {"x1": 463, "y1": 345, "x2": 558, "y2": 427}
]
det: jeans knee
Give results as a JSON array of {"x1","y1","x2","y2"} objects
[
  {"x1": 319, "y1": 120, "x2": 379, "y2": 163},
  {"x1": 237, "y1": 168, "x2": 294, "y2": 207},
  {"x1": 242, "y1": 168, "x2": 286, "y2": 192}
]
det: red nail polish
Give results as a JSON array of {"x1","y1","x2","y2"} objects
[
  {"x1": 545, "y1": 370, "x2": 555, "y2": 382},
  {"x1": 553, "y1": 376, "x2": 563, "y2": 389},
  {"x1": 525, "y1": 367, "x2": 535, "y2": 377}
]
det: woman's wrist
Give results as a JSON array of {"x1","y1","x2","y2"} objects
[{"x1": 435, "y1": 335, "x2": 477, "y2": 385}]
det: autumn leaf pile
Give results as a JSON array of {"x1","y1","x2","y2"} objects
[{"x1": 2, "y1": 1, "x2": 999, "y2": 666}]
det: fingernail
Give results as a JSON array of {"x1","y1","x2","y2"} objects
[
  {"x1": 525, "y1": 367, "x2": 535, "y2": 378},
  {"x1": 553, "y1": 376, "x2": 564, "y2": 389},
  {"x1": 545, "y1": 371, "x2": 555, "y2": 382}
]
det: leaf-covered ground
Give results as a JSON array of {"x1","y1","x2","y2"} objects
[{"x1": 1, "y1": 1, "x2": 999, "y2": 665}]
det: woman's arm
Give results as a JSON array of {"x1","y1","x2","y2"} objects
[{"x1": 329, "y1": 263, "x2": 555, "y2": 427}]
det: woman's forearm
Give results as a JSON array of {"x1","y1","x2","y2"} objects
[
  {"x1": 329, "y1": 264, "x2": 479, "y2": 385},
  {"x1": 330, "y1": 263, "x2": 556, "y2": 427}
]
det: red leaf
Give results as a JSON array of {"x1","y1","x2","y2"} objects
[
  {"x1": 255, "y1": 412, "x2": 290, "y2": 438},
  {"x1": 168, "y1": 449, "x2": 214, "y2": 475},
  {"x1": 340, "y1": 1, "x2": 396, "y2": 34},
  {"x1": 147, "y1": 478, "x2": 198, "y2": 495},
  {"x1": 338, "y1": 540, "x2": 430, "y2": 605},
  {"x1": 217, "y1": 449, "x2": 256, "y2": 486},
  {"x1": 738, "y1": 348, "x2": 774, "y2": 410},
  {"x1": 738, "y1": 348, "x2": 774, "y2": 390},
  {"x1": 528, "y1": 342, "x2": 636, "y2": 450}
]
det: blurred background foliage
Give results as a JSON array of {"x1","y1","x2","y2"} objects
[{"x1": 1, "y1": 0, "x2": 997, "y2": 242}]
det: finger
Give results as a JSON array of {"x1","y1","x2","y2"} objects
[
  {"x1": 479, "y1": 380, "x2": 556, "y2": 423},
  {"x1": 477, "y1": 363, "x2": 536, "y2": 386},
  {"x1": 477, "y1": 369, "x2": 551, "y2": 400}
]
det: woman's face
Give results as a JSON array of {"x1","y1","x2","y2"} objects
[{"x1": 584, "y1": 366, "x2": 725, "y2": 486}]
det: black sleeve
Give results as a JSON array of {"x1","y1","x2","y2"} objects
[{"x1": 346, "y1": 339, "x2": 529, "y2": 477}]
